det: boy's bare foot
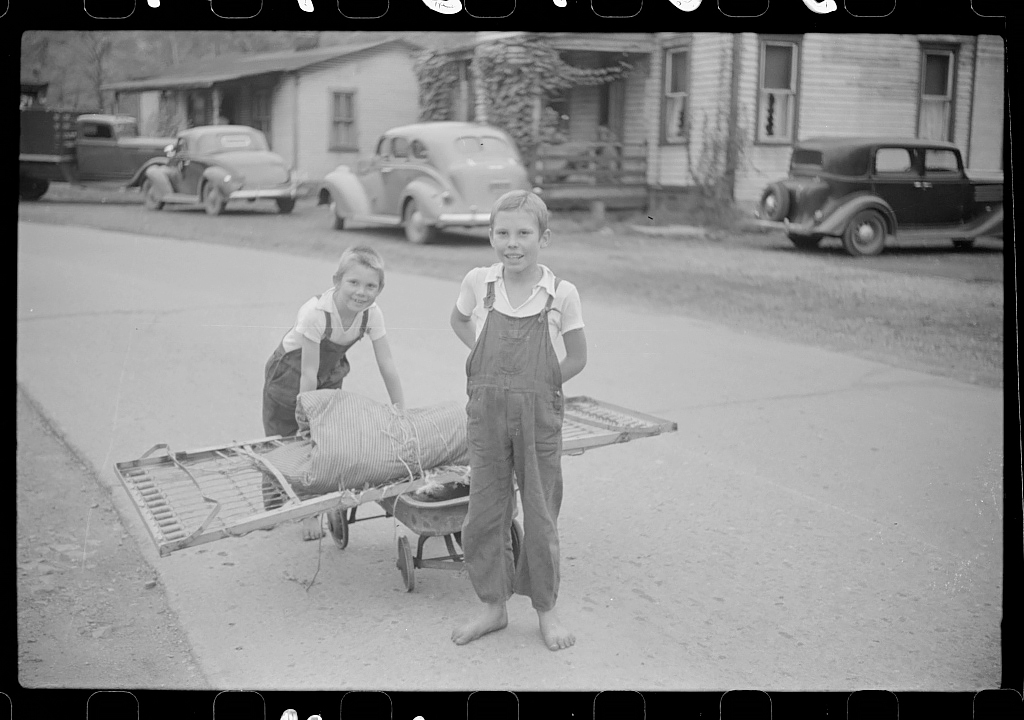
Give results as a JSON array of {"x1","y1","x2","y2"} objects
[
  {"x1": 301, "y1": 515, "x2": 325, "y2": 541},
  {"x1": 451, "y1": 602, "x2": 508, "y2": 645},
  {"x1": 538, "y1": 607, "x2": 575, "y2": 651}
]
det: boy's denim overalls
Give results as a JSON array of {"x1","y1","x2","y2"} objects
[
  {"x1": 262, "y1": 304, "x2": 368, "y2": 438},
  {"x1": 462, "y1": 279, "x2": 565, "y2": 612}
]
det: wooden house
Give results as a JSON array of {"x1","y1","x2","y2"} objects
[
  {"x1": 440, "y1": 32, "x2": 657, "y2": 214},
  {"x1": 646, "y1": 33, "x2": 1005, "y2": 214},
  {"x1": 102, "y1": 38, "x2": 423, "y2": 181}
]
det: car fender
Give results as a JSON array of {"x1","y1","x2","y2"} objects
[
  {"x1": 128, "y1": 157, "x2": 168, "y2": 188},
  {"x1": 201, "y1": 166, "x2": 232, "y2": 192},
  {"x1": 817, "y1": 194, "x2": 898, "y2": 236},
  {"x1": 143, "y1": 164, "x2": 177, "y2": 196},
  {"x1": 401, "y1": 178, "x2": 445, "y2": 221},
  {"x1": 318, "y1": 166, "x2": 371, "y2": 217}
]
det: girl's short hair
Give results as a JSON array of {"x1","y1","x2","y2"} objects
[
  {"x1": 333, "y1": 245, "x2": 385, "y2": 290},
  {"x1": 489, "y1": 190, "x2": 549, "y2": 234}
]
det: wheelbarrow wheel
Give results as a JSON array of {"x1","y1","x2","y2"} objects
[
  {"x1": 511, "y1": 520, "x2": 524, "y2": 567},
  {"x1": 326, "y1": 508, "x2": 349, "y2": 550},
  {"x1": 397, "y1": 536, "x2": 415, "y2": 592}
]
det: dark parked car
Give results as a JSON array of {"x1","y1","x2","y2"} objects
[
  {"x1": 140, "y1": 125, "x2": 300, "y2": 216},
  {"x1": 317, "y1": 121, "x2": 536, "y2": 244},
  {"x1": 754, "y1": 137, "x2": 1004, "y2": 256}
]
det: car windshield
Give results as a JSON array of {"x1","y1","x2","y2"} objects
[
  {"x1": 453, "y1": 135, "x2": 514, "y2": 159},
  {"x1": 195, "y1": 131, "x2": 268, "y2": 155}
]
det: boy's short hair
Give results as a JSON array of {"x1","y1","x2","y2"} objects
[
  {"x1": 489, "y1": 190, "x2": 549, "y2": 234},
  {"x1": 333, "y1": 245, "x2": 385, "y2": 290}
]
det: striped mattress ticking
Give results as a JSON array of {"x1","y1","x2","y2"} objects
[{"x1": 261, "y1": 390, "x2": 469, "y2": 495}]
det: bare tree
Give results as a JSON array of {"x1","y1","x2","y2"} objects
[{"x1": 78, "y1": 31, "x2": 115, "y2": 112}]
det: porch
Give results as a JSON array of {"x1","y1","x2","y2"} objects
[{"x1": 527, "y1": 140, "x2": 649, "y2": 218}]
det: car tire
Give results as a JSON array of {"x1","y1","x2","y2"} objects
[
  {"x1": 329, "y1": 201, "x2": 345, "y2": 230},
  {"x1": 787, "y1": 233, "x2": 823, "y2": 250},
  {"x1": 203, "y1": 184, "x2": 226, "y2": 216},
  {"x1": 276, "y1": 198, "x2": 296, "y2": 214},
  {"x1": 403, "y1": 199, "x2": 437, "y2": 245},
  {"x1": 142, "y1": 180, "x2": 164, "y2": 211},
  {"x1": 760, "y1": 182, "x2": 790, "y2": 222},
  {"x1": 19, "y1": 176, "x2": 49, "y2": 201},
  {"x1": 842, "y1": 209, "x2": 887, "y2": 257},
  {"x1": 952, "y1": 238, "x2": 975, "y2": 250}
]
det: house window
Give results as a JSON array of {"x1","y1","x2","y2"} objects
[
  {"x1": 662, "y1": 47, "x2": 689, "y2": 144},
  {"x1": 918, "y1": 47, "x2": 957, "y2": 141},
  {"x1": 330, "y1": 91, "x2": 357, "y2": 151},
  {"x1": 757, "y1": 38, "x2": 800, "y2": 144},
  {"x1": 251, "y1": 90, "x2": 271, "y2": 137}
]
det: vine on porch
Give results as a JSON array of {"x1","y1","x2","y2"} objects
[{"x1": 414, "y1": 37, "x2": 634, "y2": 160}]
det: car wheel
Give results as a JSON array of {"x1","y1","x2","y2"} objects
[
  {"x1": 276, "y1": 198, "x2": 295, "y2": 214},
  {"x1": 19, "y1": 177, "x2": 49, "y2": 201},
  {"x1": 329, "y1": 201, "x2": 345, "y2": 230},
  {"x1": 787, "y1": 233, "x2": 823, "y2": 250},
  {"x1": 403, "y1": 199, "x2": 437, "y2": 244},
  {"x1": 842, "y1": 210, "x2": 887, "y2": 257},
  {"x1": 203, "y1": 184, "x2": 226, "y2": 216},
  {"x1": 760, "y1": 182, "x2": 790, "y2": 222},
  {"x1": 952, "y1": 238, "x2": 975, "y2": 250},
  {"x1": 142, "y1": 179, "x2": 164, "y2": 211}
]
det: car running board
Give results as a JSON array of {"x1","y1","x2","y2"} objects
[
  {"x1": 348, "y1": 214, "x2": 403, "y2": 227},
  {"x1": 160, "y1": 193, "x2": 202, "y2": 204},
  {"x1": 895, "y1": 210, "x2": 1004, "y2": 241}
]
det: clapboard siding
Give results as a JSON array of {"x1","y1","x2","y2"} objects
[
  {"x1": 622, "y1": 55, "x2": 650, "y2": 147},
  {"x1": 968, "y1": 35, "x2": 1004, "y2": 170},
  {"x1": 286, "y1": 46, "x2": 420, "y2": 180},
  {"x1": 731, "y1": 33, "x2": 987, "y2": 204},
  {"x1": 649, "y1": 32, "x2": 734, "y2": 188}
]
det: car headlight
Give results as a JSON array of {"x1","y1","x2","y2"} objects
[
  {"x1": 223, "y1": 174, "x2": 232, "y2": 183},
  {"x1": 813, "y1": 210, "x2": 823, "y2": 221}
]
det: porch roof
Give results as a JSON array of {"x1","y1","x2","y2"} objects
[
  {"x1": 102, "y1": 38, "x2": 422, "y2": 93},
  {"x1": 442, "y1": 32, "x2": 656, "y2": 56}
]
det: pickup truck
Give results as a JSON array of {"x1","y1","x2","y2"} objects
[{"x1": 19, "y1": 108, "x2": 174, "y2": 201}]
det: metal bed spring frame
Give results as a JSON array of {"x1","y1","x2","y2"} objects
[{"x1": 114, "y1": 396, "x2": 678, "y2": 557}]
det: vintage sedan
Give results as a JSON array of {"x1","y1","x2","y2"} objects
[
  {"x1": 317, "y1": 122, "x2": 535, "y2": 243},
  {"x1": 754, "y1": 137, "x2": 1004, "y2": 256},
  {"x1": 139, "y1": 125, "x2": 300, "y2": 215}
]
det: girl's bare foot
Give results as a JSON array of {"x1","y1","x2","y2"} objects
[
  {"x1": 538, "y1": 607, "x2": 575, "y2": 650},
  {"x1": 301, "y1": 515, "x2": 325, "y2": 541},
  {"x1": 451, "y1": 602, "x2": 508, "y2": 645}
]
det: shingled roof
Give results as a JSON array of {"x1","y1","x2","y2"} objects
[{"x1": 103, "y1": 37, "x2": 422, "y2": 92}]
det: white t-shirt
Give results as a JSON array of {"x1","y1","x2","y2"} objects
[
  {"x1": 280, "y1": 287, "x2": 386, "y2": 353},
  {"x1": 455, "y1": 263, "x2": 585, "y2": 345}
]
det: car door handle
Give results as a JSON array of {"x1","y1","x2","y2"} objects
[{"x1": 914, "y1": 181, "x2": 933, "y2": 189}]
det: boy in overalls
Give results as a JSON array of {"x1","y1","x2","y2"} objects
[
  {"x1": 263, "y1": 245, "x2": 406, "y2": 539},
  {"x1": 450, "y1": 191, "x2": 588, "y2": 651}
]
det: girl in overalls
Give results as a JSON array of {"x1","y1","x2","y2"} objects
[
  {"x1": 262, "y1": 245, "x2": 406, "y2": 539},
  {"x1": 449, "y1": 191, "x2": 587, "y2": 651}
]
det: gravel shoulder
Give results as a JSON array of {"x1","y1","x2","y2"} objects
[{"x1": 16, "y1": 385, "x2": 209, "y2": 689}]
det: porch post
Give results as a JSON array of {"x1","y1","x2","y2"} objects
[
  {"x1": 472, "y1": 47, "x2": 488, "y2": 123},
  {"x1": 212, "y1": 86, "x2": 222, "y2": 124}
]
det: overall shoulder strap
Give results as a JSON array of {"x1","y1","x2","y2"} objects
[
  {"x1": 543, "y1": 277, "x2": 562, "y2": 313},
  {"x1": 483, "y1": 281, "x2": 496, "y2": 311},
  {"x1": 321, "y1": 309, "x2": 333, "y2": 339},
  {"x1": 357, "y1": 308, "x2": 369, "y2": 341}
]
